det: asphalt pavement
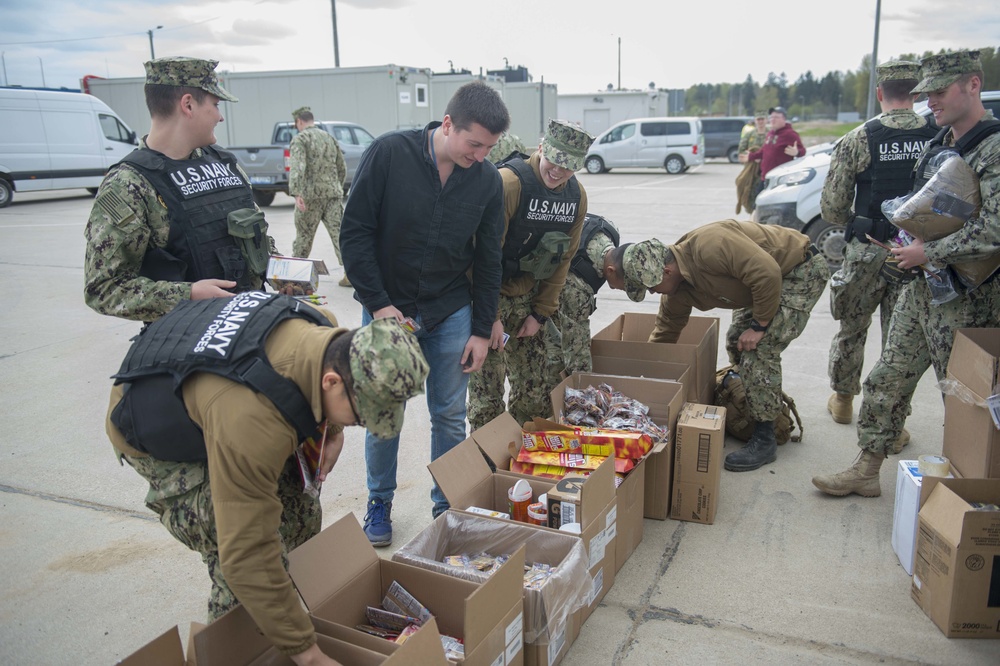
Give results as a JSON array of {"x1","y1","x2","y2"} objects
[{"x1": 0, "y1": 161, "x2": 996, "y2": 665}]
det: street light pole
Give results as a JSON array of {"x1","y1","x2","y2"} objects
[
  {"x1": 148, "y1": 25, "x2": 163, "y2": 60},
  {"x1": 617, "y1": 37, "x2": 621, "y2": 91},
  {"x1": 38, "y1": 57, "x2": 46, "y2": 87},
  {"x1": 866, "y1": 0, "x2": 881, "y2": 119},
  {"x1": 1, "y1": 52, "x2": 7, "y2": 87},
  {"x1": 330, "y1": 0, "x2": 340, "y2": 67}
]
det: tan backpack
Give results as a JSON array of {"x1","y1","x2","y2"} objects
[{"x1": 714, "y1": 364, "x2": 803, "y2": 445}]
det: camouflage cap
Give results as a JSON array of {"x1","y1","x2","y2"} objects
[
  {"x1": 349, "y1": 318, "x2": 429, "y2": 439},
  {"x1": 754, "y1": 110, "x2": 767, "y2": 119},
  {"x1": 144, "y1": 57, "x2": 238, "y2": 102},
  {"x1": 912, "y1": 50, "x2": 983, "y2": 94},
  {"x1": 621, "y1": 239, "x2": 669, "y2": 302},
  {"x1": 292, "y1": 106, "x2": 311, "y2": 120},
  {"x1": 540, "y1": 119, "x2": 594, "y2": 172},
  {"x1": 877, "y1": 60, "x2": 920, "y2": 85}
]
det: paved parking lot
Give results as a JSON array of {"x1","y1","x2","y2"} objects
[{"x1": 1, "y1": 161, "x2": 995, "y2": 664}]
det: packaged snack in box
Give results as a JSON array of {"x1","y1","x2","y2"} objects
[
  {"x1": 515, "y1": 446, "x2": 634, "y2": 474},
  {"x1": 521, "y1": 426, "x2": 653, "y2": 460}
]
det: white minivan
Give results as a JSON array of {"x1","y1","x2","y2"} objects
[
  {"x1": 0, "y1": 88, "x2": 138, "y2": 207},
  {"x1": 584, "y1": 117, "x2": 705, "y2": 175}
]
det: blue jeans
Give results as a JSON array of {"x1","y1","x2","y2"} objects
[{"x1": 363, "y1": 304, "x2": 471, "y2": 515}]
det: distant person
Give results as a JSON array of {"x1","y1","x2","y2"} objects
[
  {"x1": 84, "y1": 57, "x2": 271, "y2": 323},
  {"x1": 821, "y1": 61, "x2": 936, "y2": 437},
  {"x1": 467, "y1": 119, "x2": 593, "y2": 430},
  {"x1": 747, "y1": 106, "x2": 805, "y2": 199},
  {"x1": 340, "y1": 81, "x2": 509, "y2": 546},
  {"x1": 106, "y1": 295, "x2": 427, "y2": 664},
  {"x1": 288, "y1": 106, "x2": 350, "y2": 287},
  {"x1": 488, "y1": 130, "x2": 529, "y2": 164},
  {"x1": 813, "y1": 49, "x2": 1000, "y2": 498},
  {"x1": 606, "y1": 221, "x2": 829, "y2": 472},
  {"x1": 735, "y1": 111, "x2": 768, "y2": 214}
]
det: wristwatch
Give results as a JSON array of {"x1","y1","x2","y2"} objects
[
  {"x1": 529, "y1": 311, "x2": 549, "y2": 325},
  {"x1": 749, "y1": 318, "x2": 769, "y2": 333}
]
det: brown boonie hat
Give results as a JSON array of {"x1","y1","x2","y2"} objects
[
  {"x1": 540, "y1": 119, "x2": 594, "y2": 173},
  {"x1": 912, "y1": 50, "x2": 982, "y2": 94},
  {"x1": 349, "y1": 318, "x2": 429, "y2": 439},
  {"x1": 621, "y1": 239, "x2": 669, "y2": 302},
  {"x1": 144, "y1": 57, "x2": 238, "y2": 102},
  {"x1": 877, "y1": 60, "x2": 920, "y2": 85}
]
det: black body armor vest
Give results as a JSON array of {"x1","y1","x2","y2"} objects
[
  {"x1": 569, "y1": 214, "x2": 620, "y2": 293},
  {"x1": 120, "y1": 145, "x2": 260, "y2": 290},
  {"x1": 499, "y1": 158, "x2": 582, "y2": 280},
  {"x1": 110, "y1": 293, "x2": 332, "y2": 461},
  {"x1": 854, "y1": 118, "x2": 937, "y2": 221}
]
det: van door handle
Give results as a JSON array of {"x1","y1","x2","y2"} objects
[{"x1": 106, "y1": 146, "x2": 114, "y2": 150}]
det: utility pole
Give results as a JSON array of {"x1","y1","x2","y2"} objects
[
  {"x1": 330, "y1": 0, "x2": 340, "y2": 67},
  {"x1": 148, "y1": 25, "x2": 162, "y2": 60},
  {"x1": 617, "y1": 37, "x2": 621, "y2": 91},
  {"x1": 866, "y1": 0, "x2": 881, "y2": 119},
  {"x1": 38, "y1": 57, "x2": 46, "y2": 87}
]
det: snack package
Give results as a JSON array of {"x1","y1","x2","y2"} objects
[
  {"x1": 560, "y1": 383, "x2": 669, "y2": 444},
  {"x1": 521, "y1": 427, "x2": 653, "y2": 460},
  {"x1": 515, "y1": 446, "x2": 634, "y2": 473},
  {"x1": 882, "y1": 151, "x2": 981, "y2": 241}
]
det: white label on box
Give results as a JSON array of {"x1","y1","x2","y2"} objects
[
  {"x1": 987, "y1": 393, "x2": 1000, "y2": 429},
  {"x1": 491, "y1": 654, "x2": 504, "y2": 666},
  {"x1": 588, "y1": 567, "x2": 604, "y2": 606},
  {"x1": 547, "y1": 621, "x2": 567, "y2": 665},
  {"x1": 606, "y1": 504, "x2": 617, "y2": 528},
  {"x1": 589, "y1": 530, "x2": 606, "y2": 569},
  {"x1": 505, "y1": 629, "x2": 523, "y2": 665},
  {"x1": 505, "y1": 612, "x2": 523, "y2": 646},
  {"x1": 605, "y1": 518, "x2": 617, "y2": 542},
  {"x1": 560, "y1": 501, "x2": 577, "y2": 526}
]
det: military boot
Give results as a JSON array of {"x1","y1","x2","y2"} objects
[
  {"x1": 892, "y1": 428, "x2": 910, "y2": 454},
  {"x1": 724, "y1": 420, "x2": 777, "y2": 472},
  {"x1": 811, "y1": 450, "x2": 885, "y2": 497},
  {"x1": 827, "y1": 392, "x2": 853, "y2": 424},
  {"x1": 339, "y1": 274, "x2": 352, "y2": 288}
]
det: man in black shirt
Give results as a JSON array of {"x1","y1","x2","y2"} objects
[{"x1": 341, "y1": 81, "x2": 509, "y2": 545}]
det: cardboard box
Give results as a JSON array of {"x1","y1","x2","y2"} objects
[
  {"x1": 589, "y1": 357, "x2": 690, "y2": 397},
  {"x1": 552, "y1": 373, "x2": 686, "y2": 522},
  {"x1": 429, "y1": 438, "x2": 618, "y2": 625},
  {"x1": 591, "y1": 314, "x2": 719, "y2": 406},
  {"x1": 892, "y1": 460, "x2": 954, "y2": 576},
  {"x1": 911, "y1": 477, "x2": 1000, "y2": 638},
  {"x1": 266, "y1": 255, "x2": 329, "y2": 293},
  {"x1": 287, "y1": 513, "x2": 523, "y2": 666},
  {"x1": 391, "y1": 510, "x2": 593, "y2": 666},
  {"x1": 942, "y1": 328, "x2": 1000, "y2": 478},
  {"x1": 671, "y1": 403, "x2": 726, "y2": 525},
  {"x1": 117, "y1": 625, "x2": 188, "y2": 666}
]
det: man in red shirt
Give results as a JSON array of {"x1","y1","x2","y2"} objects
[{"x1": 748, "y1": 106, "x2": 805, "y2": 179}]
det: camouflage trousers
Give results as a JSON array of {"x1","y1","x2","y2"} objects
[
  {"x1": 857, "y1": 274, "x2": 1000, "y2": 455},
  {"x1": 548, "y1": 273, "x2": 598, "y2": 378},
  {"x1": 468, "y1": 291, "x2": 558, "y2": 430},
  {"x1": 726, "y1": 253, "x2": 830, "y2": 422},
  {"x1": 292, "y1": 197, "x2": 344, "y2": 264},
  {"x1": 123, "y1": 454, "x2": 321, "y2": 621}
]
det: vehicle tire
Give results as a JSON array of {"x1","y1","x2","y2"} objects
[
  {"x1": 0, "y1": 179, "x2": 12, "y2": 208},
  {"x1": 585, "y1": 156, "x2": 605, "y2": 174},
  {"x1": 664, "y1": 155, "x2": 685, "y2": 175},
  {"x1": 727, "y1": 146, "x2": 740, "y2": 163},
  {"x1": 86, "y1": 187, "x2": 99, "y2": 196},
  {"x1": 253, "y1": 189, "x2": 276, "y2": 207},
  {"x1": 806, "y1": 218, "x2": 847, "y2": 271}
]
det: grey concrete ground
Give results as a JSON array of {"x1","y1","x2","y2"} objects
[{"x1": 0, "y1": 162, "x2": 995, "y2": 665}]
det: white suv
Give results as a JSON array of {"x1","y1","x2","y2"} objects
[{"x1": 753, "y1": 91, "x2": 1000, "y2": 269}]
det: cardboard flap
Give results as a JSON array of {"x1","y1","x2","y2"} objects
[
  {"x1": 428, "y1": 437, "x2": 493, "y2": 508},
  {"x1": 194, "y1": 605, "x2": 270, "y2": 666},
  {"x1": 461, "y1": 545, "x2": 526, "y2": 650},
  {"x1": 471, "y1": 412, "x2": 522, "y2": 468},
  {"x1": 118, "y1": 625, "x2": 185, "y2": 666},
  {"x1": 919, "y1": 476, "x2": 1000, "y2": 509},
  {"x1": 948, "y1": 328, "x2": 1000, "y2": 398},
  {"x1": 383, "y1": 616, "x2": 447, "y2": 665},
  {"x1": 288, "y1": 512, "x2": 379, "y2": 612},
  {"x1": 580, "y1": 452, "x2": 616, "y2": 519},
  {"x1": 918, "y1": 483, "x2": 970, "y2": 547}
]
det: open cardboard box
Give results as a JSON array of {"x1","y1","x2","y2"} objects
[
  {"x1": 552, "y1": 373, "x2": 686, "y2": 522},
  {"x1": 911, "y1": 477, "x2": 1000, "y2": 638},
  {"x1": 117, "y1": 624, "x2": 198, "y2": 666},
  {"x1": 469, "y1": 412, "x2": 641, "y2": 574},
  {"x1": 391, "y1": 510, "x2": 592, "y2": 666},
  {"x1": 942, "y1": 328, "x2": 1000, "y2": 478},
  {"x1": 287, "y1": 513, "x2": 524, "y2": 666},
  {"x1": 591, "y1": 314, "x2": 719, "y2": 406},
  {"x1": 590, "y1": 357, "x2": 689, "y2": 397},
  {"x1": 429, "y1": 436, "x2": 618, "y2": 623}
]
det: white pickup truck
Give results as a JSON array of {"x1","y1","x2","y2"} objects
[
  {"x1": 753, "y1": 91, "x2": 1000, "y2": 269},
  {"x1": 226, "y1": 120, "x2": 375, "y2": 206}
]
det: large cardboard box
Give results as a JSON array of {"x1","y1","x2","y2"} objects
[
  {"x1": 391, "y1": 511, "x2": 592, "y2": 666},
  {"x1": 892, "y1": 460, "x2": 953, "y2": 576},
  {"x1": 671, "y1": 403, "x2": 726, "y2": 525},
  {"x1": 552, "y1": 373, "x2": 686, "y2": 522},
  {"x1": 911, "y1": 477, "x2": 1000, "y2": 638},
  {"x1": 942, "y1": 329, "x2": 1000, "y2": 478},
  {"x1": 287, "y1": 513, "x2": 524, "y2": 666},
  {"x1": 429, "y1": 435, "x2": 618, "y2": 623},
  {"x1": 591, "y1": 313, "x2": 719, "y2": 406}
]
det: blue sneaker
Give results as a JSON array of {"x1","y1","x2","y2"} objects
[{"x1": 363, "y1": 498, "x2": 392, "y2": 547}]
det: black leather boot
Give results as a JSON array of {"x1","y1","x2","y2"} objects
[{"x1": 724, "y1": 420, "x2": 778, "y2": 472}]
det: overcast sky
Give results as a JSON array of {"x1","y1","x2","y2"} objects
[{"x1": 0, "y1": 0, "x2": 996, "y2": 94}]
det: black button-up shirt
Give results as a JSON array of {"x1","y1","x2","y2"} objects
[{"x1": 341, "y1": 122, "x2": 504, "y2": 338}]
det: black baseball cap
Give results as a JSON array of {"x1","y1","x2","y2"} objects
[{"x1": 768, "y1": 106, "x2": 787, "y2": 117}]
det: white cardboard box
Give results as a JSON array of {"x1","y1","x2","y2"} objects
[{"x1": 892, "y1": 459, "x2": 952, "y2": 575}]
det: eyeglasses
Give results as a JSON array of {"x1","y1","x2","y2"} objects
[{"x1": 344, "y1": 381, "x2": 363, "y2": 427}]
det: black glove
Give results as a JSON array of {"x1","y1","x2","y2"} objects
[{"x1": 880, "y1": 254, "x2": 919, "y2": 284}]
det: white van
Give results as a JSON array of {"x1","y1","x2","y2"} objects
[
  {"x1": 0, "y1": 88, "x2": 137, "y2": 207},
  {"x1": 584, "y1": 117, "x2": 705, "y2": 175}
]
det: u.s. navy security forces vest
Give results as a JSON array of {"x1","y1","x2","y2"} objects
[
  {"x1": 500, "y1": 157, "x2": 582, "y2": 281},
  {"x1": 570, "y1": 213, "x2": 620, "y2": 293},
  {"x1": 855, "y1": 118, "x2": 937, "y2": 222},
  {"x1": 120, "y1": 145, "x2": 261, "y2": 291},
  {"x1": 110, "y1": 292, "x2": 332, "y2": 462}
]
